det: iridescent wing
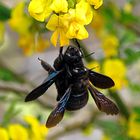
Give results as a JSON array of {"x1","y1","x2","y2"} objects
[
  {"x1": 46, "y1": 85, "x2": 72, "y2": 128},
  {"x1": 25, "y1": 71, "x2": 62, "y2": 102},
  {"x1": 88, "y1": 69, "x2": 115, "y2": 89},
  {"x1": 88, "y1": 83, "x2": 119, "y2": 115}
]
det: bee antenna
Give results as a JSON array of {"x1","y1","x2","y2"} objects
[
  {"x1": 89, "y1": 65, "x2": 99, "y2": 71},
  {"x1": 84, "y1": 52, "x2": 95, "y2": 58}
]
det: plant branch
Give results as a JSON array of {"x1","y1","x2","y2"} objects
[{"x1": 0, "y1": 80, "x2": 55, "y2": 109}]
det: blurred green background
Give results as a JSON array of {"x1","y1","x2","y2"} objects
[{"x1": 0, "y1": 0, "x2": 140, "y2": 140}]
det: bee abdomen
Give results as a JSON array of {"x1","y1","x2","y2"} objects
[{"x1": 66, "y1": 91, "x2": 88, "y2": 111}]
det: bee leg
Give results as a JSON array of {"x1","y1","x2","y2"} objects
[
  {"x1": 38, "y1": 58, "x2": 54, "y2": 74},
  {"x1": 59, "y1": 47, "x2": 63, "y2": 56},
  {"x1": 53, "y1": 47, "x2": 64, "y2": 70},
  {"x1": 73, "y1": 38, "x2": 81, "y2": 49},
  {"x1": 58, "y1": 47, "x2": 64, "y2": 62},
  {"x1": 73, "y1": 39, "x2": 84, "y2": 57},
  {"x1": 46, "y1": 85, "x2": 72, "y2": 128}
]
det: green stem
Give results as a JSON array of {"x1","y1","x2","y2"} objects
[{"x1": 109, "y1": 90, "x2": 130, "y2": 120}]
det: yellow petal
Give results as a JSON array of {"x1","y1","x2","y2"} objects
[
  {"x1": 87, "y1": 0, "x2": 103, "y2": 9},
  {"x1": 47, "y1": 14, "x2": 69, "y2": 46},
  {"x1": 124, "y1": 2, "x2": 133, "y2": 13},
  {"x1": 60, "y1": 30, "x2": 69, "y2": 46},
  {"x1": 101, "y1": 34, "x2": 119, "y2": 57},
  {"x1": 9, "y1": 2, "x2": 32, "y2": 35},
  {"x1": 128, "y1": 113, "x2": 140, "y2": 139},
  {"x1": 76, "y1": 0, "x2": 93, "y2": 25},
  {"x1": 102, "y1": 59, "x2": 127, "y2": 90},
  {"x1": 51, "y1": 30, "x2": 59, "y2": 46},
  {"x1": 24, "y1": 116, "x2": 48, "y2": 140},
  {"x1": 28, "y1": 0, "x2": 52, "y2": 21},
  {"x1": 66, "y1": 23, "x2": 88, "y2": 39},
  {"x1": 8, "y1": 124, "x2": 29, "y2": 140},
  {"x1": 50, "y1": 0, "x2": 68, "y2": 13},
  {"x1": 0, "y1": 128, "x2": 9, "y2": 140},
  {"x1": 11, "y1": 2, "x2": 24, "y2": 17},
  {"x1": 46, "y1": 14, "x2": 58, "y2": 31},
  {"x1": 85, "y1": 3, "x2": 93, "y2": 24}
]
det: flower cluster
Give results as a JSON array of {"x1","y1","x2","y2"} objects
[
  {"x1": 0, "y1": 116, "x2": 48, "y2": 140},
  {"x1": 128, "y1": 112, "x2": 140, "y2": 139},
  {"x1": 102, "y1": 59, "x2": 127, "y2": 90},
  {"x1": 28, "y1": 0, "x2": 103, "y2": 47},
  {"x1": 9, "y1": 2, "x2": 50, "y2": 56},
  {"x1": 101, "y1": 34, "x2": 119, "y2": 58}
]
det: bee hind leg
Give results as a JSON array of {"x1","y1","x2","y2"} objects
[{"x1": 38, "y1": 58, "x2": 54, "y2": 74}]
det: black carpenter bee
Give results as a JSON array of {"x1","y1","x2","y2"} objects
[{"x1": 25, "y1": 44, "x2": 119, "y2": 128}]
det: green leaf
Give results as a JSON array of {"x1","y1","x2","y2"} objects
[
  {"x1": 96, "y1": 120, "x2": 120, "y2": 134},
  {"x1": 0, "y1": 68, "x2": 16, "y2": 81},
  {"x1": 133, "y1": 106, "x2": 140, "y2": 115},
  {"x1": 67, "y1": 0, "x2": 76, "y2": 8},
  {"x1": 135, "y1": 118, "x2": 140, "y2": 123},
  {"x1": 0, "y1": 3, "x2": 11, "y2": 21},
  {"x1": 96, "y1": 120, "x2": 130, "y2": 139},
  {"x1": 0, "y1": 67, "x2": 24, "y2": 82},
  {"x1": 120, "y1": 11, "x2": 138, "y2": 24},
  {"x1": 129, "y1": 82, "x2": 140, "y2": 93},
  {"x1": 0, "y1": 95, "x2": 7, "y2": 101},
  {"x1": 124, "y1": 48, "x2": 140, "y2": 64},
  {"x1": 2, "y1": 101, "x2": 21, "y2": 126},
  {"x1": 120, "y1": 30, "x2": 137, "y2": 46}
]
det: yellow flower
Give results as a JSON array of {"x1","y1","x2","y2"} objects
[
  {"x1": 124, "y1": 2, "x2": 132, "y2": 13},
  {"x1": 28, "y1": 0, "x2": 53, "y2": 22},
  {"x1": 66, "y1": 18, "x2": 88, "y2": 39},
  {"x1": 66, "y1": 1, "x2": 92, "y2": 40},
  {"x1": 101, "y1": 35, "x2": 119, "y2": 57},
  {"x1": 9, "y1": 2, "x2": 32, "y2": 35},
  {"x1": 86, "y1": 0, "x2": 103, "y2": 9},
  {"x1": 86, "y1": 60, "x2": 100, "y2": 72},
  {"x1": 102, "y1": 135, "x2": 111, "y2": 140},
  {"x1": 50, "y1": 0, "x2": 68, "y2": 13},
  {"x1": 46, "y1": 14, "x2": 69, "y2": 46},
  {"x1": 102, "y1": 59, "x2": 127, "y2": 90},
  {"x1": 27, "y1": 0, "x2": 102, "y2": 47},
  {"x1": 0, "y1": 22, "x2": 5, "y2": 46},
  {"x1": 0, "y1": 128, "x2": 9, "y2": 140},
  {"x1": 91, "y1": 12, "x2": 104, "y2": 36},
  {"x1": 76, "y1": 0, "x2": 93, "y2": 25},
  {"x1": 18, "y1": 34, "x2": 49, "y2": 56},
  {"x1": 24, "y1": 116, "x2": 48, "y2": 140},
  {"x1": 128, "y1": 113, "x2": 140, "y2": 139},
  {"x1": 8, "y1": 124, "x2": 29, "y2": 140}
]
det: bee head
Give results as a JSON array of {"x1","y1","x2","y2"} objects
[{"x1": 64, "y1": 45, "x2": 82, "y2": 63}]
